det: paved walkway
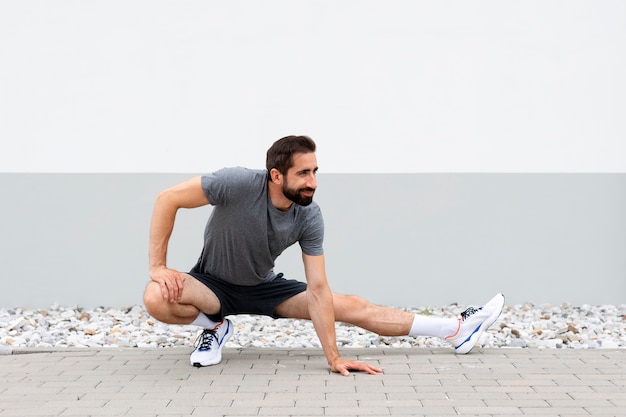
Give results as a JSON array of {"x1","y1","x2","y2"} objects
[{"x1": 0, "y1": 347, "x2": 624, "y2": 416}]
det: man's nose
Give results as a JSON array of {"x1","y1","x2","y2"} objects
[{"x1": 306, "y1": 174, "x2": 317, "y2": 189}]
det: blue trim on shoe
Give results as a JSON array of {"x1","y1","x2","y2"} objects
[
  {"x1": 219, "y1": 321, "x2": 232, "y2": 346},
  {"x1": 455, "y1": 324, "x2": 482, "y2": 350}
]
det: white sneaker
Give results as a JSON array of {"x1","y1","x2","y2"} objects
[
  {"x1": 190, "y1": 319, "x2": 233, "y2": 367},
  {"x1": 445, "y1": 293, "x2": 505, "y2": 354}
]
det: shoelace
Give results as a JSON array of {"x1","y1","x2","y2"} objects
[
  {"x1": 459, "y1": 306, "x2": 482, "y2": 321},
  {"x1": 195, "y1": 328, "x2": 217, "y2": 351}
]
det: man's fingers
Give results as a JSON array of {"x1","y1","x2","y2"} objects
[
  {"x1": 160, "y1": 279, "x2": 175, "y2": 302},
  {"x1": 350, "y1": 362, "x2": 382, "y2": 375},
  {"x1": 159, "y1": 281, "x2": 170, "y2": 300},
  {"x1": 152, "y1": 269, "x2": 184, "y2": 302},
  {"x1": 333, "y1": 359, "x2": 383, "y2": 376},
  {"x1": 168, "y1": 281, "x2": 178, "y2": 302},
  {"x1": 363, "y1": 364, "x2": 383, "y2": 375},
  {"x1": 175, "y1": 274, "x2": 185, "y2": 300}
]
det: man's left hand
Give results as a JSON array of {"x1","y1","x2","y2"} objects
[{"x1": 330, "y1": 357, "x2": 383, "y2": 376}]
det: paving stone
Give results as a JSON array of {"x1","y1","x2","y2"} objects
[{"x1": 0, "y1": 347, "x2": 623, "y2": 416}]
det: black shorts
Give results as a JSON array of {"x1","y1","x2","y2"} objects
[{"x1": 187, "y1": 271, "x2": 307, "y2": 320}]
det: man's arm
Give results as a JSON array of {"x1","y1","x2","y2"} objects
[
  {"x1": 302, "y1": 253, "x2": 382, "y2": 376},
  {"x1": 149, "y1": 176, "x2": 209, "y2": 302}
]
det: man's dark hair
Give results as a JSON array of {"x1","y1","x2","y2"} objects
[{"x1": 266, "y1": 135, "x2": 316, "y2": 175}]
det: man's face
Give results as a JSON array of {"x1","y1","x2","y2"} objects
[{"x1": 282, "y1": 152, "x2": 318, "y2": 206}]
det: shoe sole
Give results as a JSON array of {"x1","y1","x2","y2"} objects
[
  {"x1": 191, "y1": 322, "x2": 233, "y2": 367},
  {"x1": 455, "y1": 293, "x2": 505, "y2": 354}
]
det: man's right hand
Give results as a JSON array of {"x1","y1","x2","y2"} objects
[{"x1": 150, "y1": 266, "x2": 185, "y2": 303}]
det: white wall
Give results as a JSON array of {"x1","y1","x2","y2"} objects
[{"x1": 1, "y1": 1, "x2": 625, "y2": 173}]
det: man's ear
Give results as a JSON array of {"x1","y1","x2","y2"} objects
[{"x1": 270, "y1": 168, "x2": 282, "y2": 184}]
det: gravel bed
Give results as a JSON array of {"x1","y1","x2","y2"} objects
[{"x1": 1, "y1": 303, "x2": 624, "y2": 351}]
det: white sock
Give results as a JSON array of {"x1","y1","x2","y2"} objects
[
  {"x1": 190, "y1": 313, "x2": 221, "y2": 329},
  {"x1": 408, "y1": 314, "x2": 459, "y2": 339}
]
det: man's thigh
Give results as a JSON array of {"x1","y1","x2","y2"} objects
[
  {"x1": 274, "y1": 291, "x2": 310, "y2": 319},
  {"x1": 181, "y1": 273, "x2": 222, "y2": 315}
]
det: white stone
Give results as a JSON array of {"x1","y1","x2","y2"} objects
[
  {"x1": 0, "y1": 303, "x2": 624, "y2": 351},
  {"x1": 599, "y1": 340, "x2": 619, "y2": 349},
  {"x1": 6, "y1": 317, "x2": 27, "y2": 331},
  {"x1": 60, "y1": 310, "x2": 76, "y2": 320}
]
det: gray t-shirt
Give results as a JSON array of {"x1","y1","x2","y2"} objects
[{"x1": 193, "y1": 167, "x2": 324, "y2": 286}]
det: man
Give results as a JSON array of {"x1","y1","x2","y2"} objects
[{"x1": 143, "y1": 135, "x2": 504, "y2": 376}]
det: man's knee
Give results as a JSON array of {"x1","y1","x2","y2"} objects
[
  {"x1": 143, "y1": 281, "x2": 165, "y2": 318},
  {"x1": 340, "y1": 294, "x2": 368, "y2": 308},
  {"x1": 334, "y1": 294, "x2": 369, "y2": 315}
]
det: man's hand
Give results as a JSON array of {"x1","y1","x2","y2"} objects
[
  {"x1": 150, "y1": 266, "x2": 185, "y2": 303},
  {"x1": 330, "y1": 357, "x2": 383, "y2": 376}
]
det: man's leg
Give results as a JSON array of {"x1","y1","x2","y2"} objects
[
  {"x1": 275, "y1": 291, "x2": 505, "y2": 353},
  {"x1": 143, "y1": 273, "x2": 222, "y2": 325},
  {"x1": 144, "y1": 273, "x2": 233, "y2": 367},
  {"x1": 275, "y1": 292, "x2": 455, "y2": 337}
]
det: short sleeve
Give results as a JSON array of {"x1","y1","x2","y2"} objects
[
  {"x1": 299, "y1": 204, "x2": 324, "y2": 256},
  {"x1": 201, "y1": 167, "x2": 258, "y2": 206}
]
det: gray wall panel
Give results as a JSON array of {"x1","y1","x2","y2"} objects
[{"x1": 1, "y1": 174, "x2": 624, "y2": 308}]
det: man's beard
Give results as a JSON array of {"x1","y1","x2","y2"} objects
[{"x1": 282, "y1": 183, "x2": 315, "y2": 206}]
